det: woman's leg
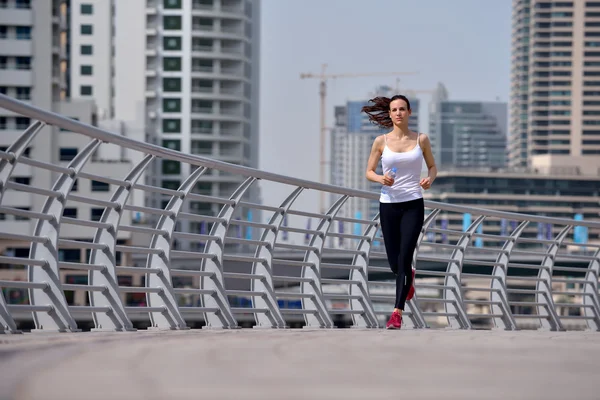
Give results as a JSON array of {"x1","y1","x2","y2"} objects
[
  {"x1": 379, "y1": 202, "x2": 402, "y2": 275},
  {"x1": 394, "y1": 199, "x2": 424, "y2": 311}
]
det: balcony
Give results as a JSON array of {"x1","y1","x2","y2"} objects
[
  {"x1": 0, "y1": 8, "x2": 32, "y2": 26},
  {"x1": 191, "y1": 65, "x2": 214, "y2": 73},
  {"x1": 192, "y1": 45, "x2": 214, "y2": 53},
  {"x1": 0, "y1": 38, "x2": 32, "y2": 56},
  {"x1": 0, "y1": 69, "x2": 32, "y2": 86},
  {"x1": 191, "y1": 107, "x2": 214, "y2": 115},
  {"x1": 146, "y1": 0, "x2": 159, "y2": 15}
]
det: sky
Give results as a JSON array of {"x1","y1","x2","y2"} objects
[{"x1": 257, "y1": 0, "x2": 512, "y2": 220}]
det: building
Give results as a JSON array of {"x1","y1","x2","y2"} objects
[
  {"x1": 510, "y1": 0, "x2": 600, "y2": 174},
  {"x1": 0, "y1": 0, "x2": 137, "y2": 255},
  {"x1": 1, "y1": 0, "x2": 262, "y2": 253},
  {"x1": 330, "y1": 87, "x2": 420, "y2": 243},
  {"x1": 424, "y1": 169, "x2": 600, "y2": 247},
  {"x1": 138, "y1": 0, "x2": 262, "y2": 248},
  {"x1": 1, "y1": 0, "x2": 262, "y2": 309},
  {"x1": 428, "y1": 83, "x2": 508, "y2": 169}
]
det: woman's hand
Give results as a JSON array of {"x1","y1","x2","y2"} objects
[
  {"x1": 381, "y1": 173, "x2": 395, "y2": 186},
  {"x1": 420, "y1": 177, "x2": 432, "y2": 190}
]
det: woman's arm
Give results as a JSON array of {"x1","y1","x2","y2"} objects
[
  {"x1": 419, "y1": 133, "x2": 437, "y2": 190},
  {"x1": 366, "y1": 135, "x2": 392, "y2": 186}
]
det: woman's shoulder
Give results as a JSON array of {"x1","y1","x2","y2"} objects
[
  {"x1": 372, "y1": 134, "x2": 387, "y2": 147},
  {"x1": 417, "y1": 132, "x2": 430, "y2": 145}
]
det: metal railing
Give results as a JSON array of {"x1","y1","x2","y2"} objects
[{"x1": 0, "y1": 93, "x2": 599, "y2": 334}]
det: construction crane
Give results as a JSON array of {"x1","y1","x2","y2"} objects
[{"x1": 300, "y1": 64, "x2": 419, "y2": 213}]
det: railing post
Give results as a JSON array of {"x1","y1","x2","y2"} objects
[
  {"x1": 0, "y1": 290, "x2": 20, "y2": 334},
  {"x1": 88, "y1": 154, "x2": 154, "y2": 332},
  {"x1": 443, "y1": 215, "x2": 483, "y2": 329},
  {"x1": 301, "y1": 195, "x2": 349, "y2": 328},
  {"x1": 490, "y1": 220, "x2": 528, "y2": 330},
  {"x1": 348, "y1": 214, "x2": 379, "y2": 328},
  {"x1": 0, "y1": 121, "x2": 44, "y2": 204},
  {"x1": 250, "y1": 187, "x2": 304, "y2": 328},
  {"x1": 583, "y1": 248, "x2": 600, "y2": 331},
  {"x1": 145, "y1": 166, "x2": 207, "y2": 330},
  {"x1": 200, "y1": 176, "x2": 257, "y2": 328},
  {"x1": 537, "y1": 225, "x2": 569, "y2": 331},
  {"x1": 29, "y1": 139, "x2": 102, "y2": 332}
]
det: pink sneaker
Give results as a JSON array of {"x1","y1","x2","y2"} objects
[
  {"x1": 386, "y1": 311, "x2": 402, "y2": 329},
  {"x1": 406, "y1": 268, "x2": 416, "y2": 301}
]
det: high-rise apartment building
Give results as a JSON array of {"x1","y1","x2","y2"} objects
[
  {"x1": 0, "y1": 0, "x2": 135, "y2": 262},
  {"x1": 429, "y1": 83, "x2": 507, "y2": 170},
  {"x1": 138, "y1": 0, "x2": 262, "y2": 244},
  {"x1": 510, "y1": 0, "x2": 600, "y2": 174},
  {"x1": 1, "y1": 0, "x2": 262, "y2": 253}
]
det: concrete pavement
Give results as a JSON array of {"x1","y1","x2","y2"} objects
[{"x1": 1, "y1": 328, "x2": 599, "y2": 400}]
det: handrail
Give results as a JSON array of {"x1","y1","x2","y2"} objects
[{"x1": 0, "y1": 93, "x2": 599, "y2": 334}]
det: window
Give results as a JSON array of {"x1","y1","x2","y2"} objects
[
  {"x1": 163, "y1": 78, "x2": 181, "y2": 92},
  {"x1": 16, "y1": 0, "x2": 31, "y2": 8},
  {"x1": 162, "y1": 180, "x2": 181, "y2": 190},
  {"x1": 91, "y1": 180, "x2": 109, "y2": 191},
  {"x1": 91, "y1": 208, "x2": 104, "y2": 221},
  {"x1": 11, "y1": 177, "x2": 30, "y2": 185},
  {"x1": 191, "y1": 140, "x2": 212, "y2": 154},
  {"x1": 16, "y1": 57, "x2": 31, "y2": 70},
  {"x1": 162, "y1": 140, "x2": 181, "y2": 151},
  {"x1": 80, "y1": 45, "x2": 93, "y2": 55},
  {"x1": 194, "y1": 182, "x2": 211, "y2": 194},
  {"x1": 163, "y1": 16, "x2": 182, "y2": 30},
  {"x1": 163, "y1": 57, "x2": 182, "y2": 71},
  {"x1": 162, "y1": 160, "x2": 181, "y2": 175},
  {"x1": 163, "y1": 36, "x2": 182, "y2": 50},
  {"x1": 60, "y1": 148, "x2": 78, "y2": 161},
  {"x1": 15, "y1": 26, "x2": 31, "y2": 40},
  {"x1": 80, "y1": 3, "x2": 93, "y2": 14},
  {"x1": 164, "y1": 0, "x2": 182, "y2": 8},
  {"x1": 15, "y1": 117, "x2": 30, "y2": 129},
  {"x1": 16, "y1": 87, "x2": 30, "y2": 100},
  {"x1": 63, "y1": 208, "x2": 78, "y2": 218},
  {"x1": 163, "y1": 98, "x2": 181, "y2": 113},
  {"x1": 191, "y1": 120, "x2": 213, "y2": 133},
  {"x1": 80, "y1": 85, "x2": 93, "y2": 95},
  {"x1": 80, "y1": 24, "x2": 93, "y2": 35},
  {"x1": 80, "y1": 65, "x2": 93, "y2": 75},
  {"x1": 163, "y1": 119, "x2": 181, "y2": 133}
]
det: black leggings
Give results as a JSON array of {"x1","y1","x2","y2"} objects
[{"x1": 379, "y1": 198, "x2": 424, "y2": 310}]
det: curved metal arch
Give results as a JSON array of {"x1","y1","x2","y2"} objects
[
  {"x1": 537, "y1": 225, "x2": 570, "y2": 331},
  {"x1": 301, "y1": 195, "x2": 349, "y2": 328},
  {"x1": 490, "y1": 220, "x2": 529, "y2": 331},
  {"x1": 583, "y1": 247, "x2": 600, "y2": 331},
  {"x1": 0, "y1": 121, "x2": 45, "y2": 204},
  {"x1": 250, "y1": 187, "x2": 304, "y2": 328},
  {"x1": 88, "y1": 154, "x2": 154, "y2": 331},
  {"x1": 200, "y1": 176, "x2": 257, "y2": 328},
  {"x1": 29, "y1": 139, "x2": 102, "y2": 332},
  {"x1": 347, "y1": 213, "x2": 380, "y2": 328},
  {"x1": 443, "y1": 215, "x2": 484, "y2": 329},
  {"x1": 145, "y1": 166, "x2": 208, "y2": 330}
]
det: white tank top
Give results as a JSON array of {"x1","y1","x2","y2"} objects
[{"x1": 379, "y1": 132, "x2": 424, "y2": 203}]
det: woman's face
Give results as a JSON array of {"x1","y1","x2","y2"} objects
[{"x1": 389, "y1": 99, "x2": 411, "y2": 125}]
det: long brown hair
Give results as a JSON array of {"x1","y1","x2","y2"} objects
[{"x1": 361, "y1": 94, "x2": 411, "y2": 129}]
